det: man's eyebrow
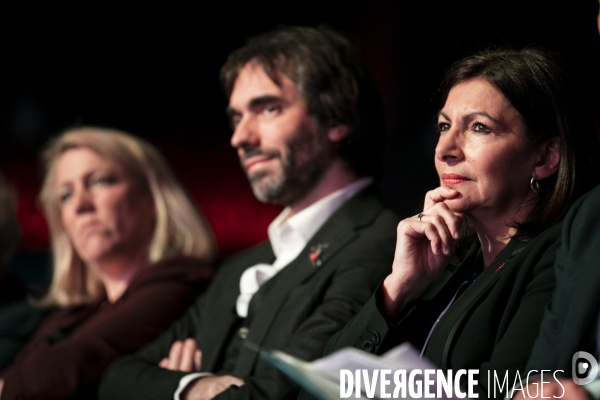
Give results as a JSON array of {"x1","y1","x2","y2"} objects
[
  {"x1": 248, "y1": 95, "x2": 282, "y2": 108},
  {"x1": 225, "y1": 95, "x2": 283, "y2": 117}
]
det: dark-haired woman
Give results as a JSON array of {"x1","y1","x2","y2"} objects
[{"x1": 321, "y1": 48, "x2": 591, "y2": 398}]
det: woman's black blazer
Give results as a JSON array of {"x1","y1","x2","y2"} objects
[{"x1": 324, "y1": 224, "x2": 561, "y2": 398}]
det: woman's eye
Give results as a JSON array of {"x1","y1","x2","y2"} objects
[
  {"x1": 59, "y1": 192, "x2": 72, "y2": 203},
  {"x1": 437, "y1": 122, "x2": 450, "y2": 132},
  {"x1": 93, "y1": 176, "x2": 115, "y2": 186},
  {"x1": 473, "y1": 122, "x2": 491, "y2": 133}
]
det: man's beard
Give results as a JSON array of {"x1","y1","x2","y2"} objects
[{"x1": 240, "y1": 126, "x2": 329, "y2": 205}]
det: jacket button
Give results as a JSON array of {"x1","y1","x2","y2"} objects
[
  {"x1": 362, "y1": 340, "x2": 374, "y2": 352},
  {"x1": 371, "y1": 331, "x2": 381, "y2": 345},
  {"x1": 238, "y1": 327, "x2": 249, "y2": 339}
]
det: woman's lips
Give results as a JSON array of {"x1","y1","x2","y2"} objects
[
  {"x1": 78, "y1": 220, "x2": 103, "y2": 237},
  {"x1": 442, "y1": 173, "x2": 470, "y2": 186}
]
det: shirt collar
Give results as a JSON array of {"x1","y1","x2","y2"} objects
[{"x1": 267, "y1": 177, "x2": 373, "y2": 258}]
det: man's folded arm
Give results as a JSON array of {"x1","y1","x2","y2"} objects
[{"x1": 214, "y1": 259, "x2": 393, "y2": 400}]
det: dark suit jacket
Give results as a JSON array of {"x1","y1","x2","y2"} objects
[
  {"x1": 527, "y1": 185, "x2": 600, "y2": 375},
  {"x1": 0, "y1": 256, "x2": 213, "y2": 400},
  {"x1": 321, "y1": 224, "x2": 560, "y2": 399},
  {"x1": 98, "y1": 189, "x2": 399, "y2": 400}
]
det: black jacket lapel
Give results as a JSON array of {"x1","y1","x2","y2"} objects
[
  {"x1": 233, "y1": 189, "x2": 387, "y2": 376},
  {"x1": 433, "y1": 238, "x2": 529, "y2": 369},
  {"x1": 202, "y1": 243, "x2": 276, "y2": 372}
]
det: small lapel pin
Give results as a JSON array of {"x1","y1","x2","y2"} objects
[{"x1": 309, "y1": 243, "x2": 329, "y2": 267}]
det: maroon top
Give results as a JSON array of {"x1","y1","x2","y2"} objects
[{"x1": 0, "y1": 256, "x2": 213, "y2": 400}]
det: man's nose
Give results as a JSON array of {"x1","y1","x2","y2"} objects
[{"x1": 230, "y1": 115, "x2": 259, "y2": 150}]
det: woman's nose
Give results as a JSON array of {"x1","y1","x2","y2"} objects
[
  {"x1": 435, "y1": 128, "x2": 464, "y2": 164},
  {"x1": 73, "y1": 187, "x2": 95, "y2": 215}
]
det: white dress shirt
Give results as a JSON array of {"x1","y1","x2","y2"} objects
[
  {"x1": 236, "y1": 177, "x2": 373, "y2": 317},
  {"x1": 174, "y1": 177, "x2": 373, "y2": 400}
]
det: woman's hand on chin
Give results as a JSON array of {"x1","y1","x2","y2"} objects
[
  {"x1": 382, "y1": 187, "x2": 463, "y2": 319},
  {"x1": 423, "y1": 186, "x2": 461, "y2": 211}
]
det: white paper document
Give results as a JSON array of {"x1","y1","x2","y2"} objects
[{"x1": 262, "y1": 343, "x2": 459, "y2": 399}]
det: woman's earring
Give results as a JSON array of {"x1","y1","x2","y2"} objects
[{"x1": 530, "y1": 173, "x2": 540, "y2": 193}]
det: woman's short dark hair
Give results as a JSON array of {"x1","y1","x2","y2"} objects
[
  {"x1": 220, "y1": 25, "x2": 386, "y2": 180},
  {"x1": 439, "y1": 47, "x2": 583, "y2": 240}
]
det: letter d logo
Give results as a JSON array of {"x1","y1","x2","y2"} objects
[{"x1": 572, "y1": 351, "x2": 599, "y2": 385}]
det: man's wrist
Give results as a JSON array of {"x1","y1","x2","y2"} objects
[{"x1": 174, "y1": 372, "x2": 214, "y2": 400}]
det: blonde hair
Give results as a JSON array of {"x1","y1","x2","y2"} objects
[
  {"x1": 39, "y1": 127, "x2": 216, "y2": 306},
  {"x1": 0, "y1": 173, "x2": 21, "y2": 269}
]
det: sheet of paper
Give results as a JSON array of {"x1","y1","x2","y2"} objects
[{"x1": 265, "y1": 343, "x2": 455, "y2": 399}]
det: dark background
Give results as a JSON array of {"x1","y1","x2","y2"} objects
[{"x1": 1, "y1": 0, "x2": 599, "y2": 287}]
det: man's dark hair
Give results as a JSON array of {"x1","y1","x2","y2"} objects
[
  {"x1": 439, "y1": 47, "x2": 587, "y2": 240},
  {"x1": 221, "y1": 25, "x2": 386, "y2": 180}
]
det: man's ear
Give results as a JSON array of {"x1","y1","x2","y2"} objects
[
  {"x1": 326, "y1": 125, "x2": 349, "y2": 143},
  {"x1": 534, "y1": 137, "x2": 561, "y2": 180}
]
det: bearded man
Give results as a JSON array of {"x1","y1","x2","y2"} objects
[{"x1": 99, "y1": 25, "x2": 399, "y2": 400}]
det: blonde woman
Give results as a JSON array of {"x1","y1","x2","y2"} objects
[{"x1": 0, "y1": 127, "x2": 216, "y2": 400}]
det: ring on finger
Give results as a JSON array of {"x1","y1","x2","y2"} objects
[{"x1": 417, "y1": 213, "x2": 424, "y2": 221}]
